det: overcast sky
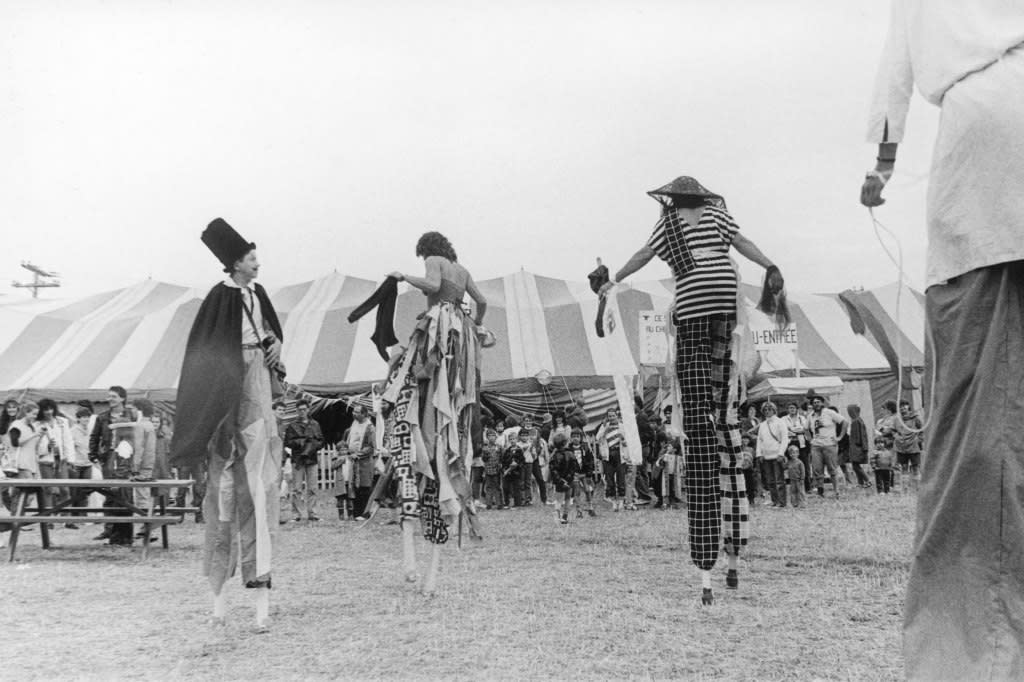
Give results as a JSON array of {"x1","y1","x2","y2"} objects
[{"x1": 2, "y1": 0, "x2": 938, "y2": 301}]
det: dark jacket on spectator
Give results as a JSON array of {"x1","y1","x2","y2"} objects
[
  {"x1": 284, "y1": 418, "x2": 324, "y2": 466},
  {"x1": 549, "y1": 447, "x2": 579, "y2": 492}
]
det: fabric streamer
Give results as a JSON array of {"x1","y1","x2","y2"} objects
[
  {"x1": 588, "y1": 262, "x2": 610, "y2": 338},
  {"x1": 347, "y1": 276, "x2": 400, "y2": 361}
]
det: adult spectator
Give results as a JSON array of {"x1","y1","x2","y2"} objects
[
  {"x1": 89, "y1": 386, "x2": 138, "y2": 546},
  {"x1": 783, "y1": 402, "x2": 811, "y2": 492},
  {"x1": 806, "y1": 392, "x2": 846, "y2": 498},
  {"x1": 1, "y1": 400, "x2": 21, "y2": 478},
  {"x1": 740, "y1": 404, "x2": 761, "y2": 442},
  {"x1": 755, "y1": 402, "x2": 788, "y2": 507},
  {"x1": 273, "y1": 401, "x2": 295, "y2": 523},
  {"x1": 875, "y1": 400, "x2": 899, "y2": 439},
  {"x1": 66, "y1": 407, "x2": 95, "y2": 523},
  {"x1": 151, "y1": 411, "x2": 171, "y2": 480},
  {"x1": 894, "y1": 400, "x2": 922, "y2": 492},
  {"x1": 845, "y1": 405, "x2": 872, "y2": 488},
  {"x1": 547, "y1": 412, "x2": 572, "y2": 449},
  {"x1": 34, "y1": 399, "x2": 74, "y2": 510},
  {"x1": 285, "y1": 398, "x2": 324, "y2": 522},
  {"x1": 8, "y1": 401, "x2": 40, "y2": 488},
  {"x1": 131, "y1": 399, "x2": 159, "y2": 541},
  {"x1": 339, "y1": 404, "x2": 375, "y2": 521}
]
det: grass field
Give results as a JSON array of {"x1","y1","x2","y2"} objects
[{"x1": 4, "y1": 486, "x2": 914, "y2": 681}]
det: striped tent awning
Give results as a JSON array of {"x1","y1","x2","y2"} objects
[{"x1": 0, "y1": 272, "x2": 924, "y2": 399}]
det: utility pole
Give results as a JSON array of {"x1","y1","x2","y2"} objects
[{"x1": 12, "y1": 261, "x2": 61, "y2": 298}]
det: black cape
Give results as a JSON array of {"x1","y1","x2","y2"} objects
[{"x1": 169, "y1": 282, "x2": 283, "y2": 471}]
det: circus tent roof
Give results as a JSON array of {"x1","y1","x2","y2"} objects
[{"x1": 0, "y1": 272, "x2": 924, "y2": 400}]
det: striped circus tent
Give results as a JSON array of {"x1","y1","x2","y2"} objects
[{"x1": 0, "y1": 272, "x2": 924, "y2": 403}]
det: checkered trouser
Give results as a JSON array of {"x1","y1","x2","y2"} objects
[{"x1": 676, "y1": 313, "x2": 749, "y2": 571}]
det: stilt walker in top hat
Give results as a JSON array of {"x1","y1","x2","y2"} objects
[
  {"x1": 171, "y1": 218, "x2": 285, "y2": 632},
  {"x1": 598, "y1": 176, "x2": 785, "y2": 605}
]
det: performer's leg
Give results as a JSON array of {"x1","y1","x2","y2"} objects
[
  {"x1": 905, "y1": 262, "x2": 1024, "y2": 680},
  {"x1": 709, "y1": 314, "x2": 746, "y2": 586},
  {"x1": 678, "y1": 315, "x2": 721, "y2": 602}
]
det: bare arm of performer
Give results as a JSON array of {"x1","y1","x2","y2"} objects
[
  {"x1": 861, "y1": 142, "x2": 898, "y2": 207},
  {"x1": 598, "y1": 246, "x2": 656, "y2": 297},
  {"x1": 391, "y1": 256, "x2": 443, "y2": 294},
  {"x1": 732, "y1": 233, "x2": 774, "y2": 270},
  {"x1": 465, "y1": 273, "x2": 487, "y2": 325}
]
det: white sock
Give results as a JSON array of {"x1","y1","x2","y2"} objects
[
  {"x1": 701, "y1": 570, "x2": 712, "y2": 589},
  {"x1": 728, "y1": 554, "x2": 739, "y2": 571}
]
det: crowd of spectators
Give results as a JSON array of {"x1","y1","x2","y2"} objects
[{"x1": 0, "y1": 386, "x2": 176, "y2": 547}]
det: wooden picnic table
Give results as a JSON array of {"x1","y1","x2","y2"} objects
[{"x1": 0, "y1": 478, "x2": 195, "y2": 562}]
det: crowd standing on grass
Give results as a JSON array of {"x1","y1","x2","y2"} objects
[{"x1": 0, "y1": 387, "x2": 925, "y2": 544}]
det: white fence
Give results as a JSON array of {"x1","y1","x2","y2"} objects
[{"x1": 316, "y1": 445, "x2": 338, "y2": 491}]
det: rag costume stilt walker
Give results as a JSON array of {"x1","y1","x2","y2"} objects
[
  {"x1": 170, "y1": 219, "x2": 284, "y2": 632},
  {"x1": 862, "y1": 3, "x2": 1024, "y2": 678},
  {"x1": 374, "y1": 231, "x2": 488, "y2": 595},
  {"x1": 599, "y1": 177, "x2": 784, "y2": 605}
]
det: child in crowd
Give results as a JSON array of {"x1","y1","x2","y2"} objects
[
  {"x1": 481, "y1": 428, "x2": 503, "y2": 509},
  {"x1": 548, "y1": 433, "x2": 579, "y2": 523},
  {"x1": 568, "y1": 428, "x2": 597, "y2": 517},
  {"x1": 786, "y1": 445, "x2": 805, "y2": 508},
  {"x1": 870, "y1": 436, "x2": 895, "y2": 495},
  {"x1": 501, "y1": 432, "x2": 527, "y2": 508}
]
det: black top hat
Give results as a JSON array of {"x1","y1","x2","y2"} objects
[{"x1": 202, "y1": 218, "x2": 256, "y2": 270}]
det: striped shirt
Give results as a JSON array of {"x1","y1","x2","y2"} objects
[{"x1": 646, "y1": 205, "x2": 739, "y2": 320}]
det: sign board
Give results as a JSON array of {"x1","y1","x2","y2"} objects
[
  {"x1": 639, "y1": 311, "x2": 668, "y2": 364},
  {"x1": 749, "y1": 322, "x2": 799, "y2": 351}
]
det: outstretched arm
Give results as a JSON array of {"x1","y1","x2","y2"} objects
[
  {"x1": 732, "y1": 233, "x2": 774, "y2": 269},
  {"x1": 392, "y1": 256, "x2": 443, "y2": 295},
  {"x1": 598, "y1": 246, "x2": 656, "y2": 297}
]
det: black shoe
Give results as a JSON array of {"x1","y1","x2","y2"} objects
[
  {"x1": 93, "y1": 531, "x2": 111, "y2": 541},
  {"x1": 309, "y1": 515, "x2": 321, "y2": 522},
  {"x1": 65, "y1": 523, "x2": 80, "y2": 530},
  {"x1": 587, "y1": 509, "x2": 597, "y2": 517},
  {"x1": 701, "y1": 588, "x2": 714, "y2": 606},
  {"x1": 817, "y1": 488, "x2": 825, "y2": 497},
  {"x1": 726, "y1": 569, "x2": 738, "y2": 590}
]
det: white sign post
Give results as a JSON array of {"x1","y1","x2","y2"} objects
[
  {"x1": 749, "y1": 322, "x2": 800, "y2": 377},
  {"x1": 638, "y1": 311, "x2": 668, "y2": 365}
]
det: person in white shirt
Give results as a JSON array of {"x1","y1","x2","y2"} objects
[
  {"x1": 861, "y1": 4, "x2": 1024, "y2": 678},
  {"x1": 806, "y1": 394, "x2": 846, "y2": 499},
  {"x1": 755, "y1": 402, "x2": 787, "y2": 507}
]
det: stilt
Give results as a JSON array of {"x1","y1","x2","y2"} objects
[
  {"x1": 402, "y1": 519, "x2": 418, "y2": 582},
  {"x1": 701, "y1": 569, "x2": 714, "y2": 605},
  {"x1": 422, "y1": 543, "x2": 441, "y2": 596},
  {"x1": 254, "y1": 587, "x2": 270, "y2": 632},
  {"x1": 211, "y1": 589, "x2": 227, "y2": 626}
]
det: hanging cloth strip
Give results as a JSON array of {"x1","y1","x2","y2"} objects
[
  {"x1": 348, "y1": 276, "x2": 400, "y2": 361},
  {"x1": 588, "y1": 263, "x2": 610, "y2": 337}
]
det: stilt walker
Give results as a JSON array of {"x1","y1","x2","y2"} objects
[
  {"x1": 171, "y1": 218, "x2": 284, "y2": 631},
  {"x1": 350, "y1": 231, "x2": 490, "y2": 595},
  {"x1": 598, "y1": 176, "x2": 785, "y2": 604}
]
